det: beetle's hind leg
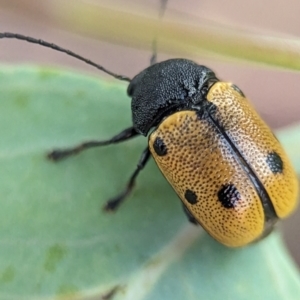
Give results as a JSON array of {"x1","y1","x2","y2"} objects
[
  {"x1": 47, "y1": 126, "x2": 139, "y2": 161},
  {"x1": 182, "y1": 204, "x2": 198, "y2": 225},
  {"x1": 104, "y1": 147, "x2": 151, "y2": 212}
]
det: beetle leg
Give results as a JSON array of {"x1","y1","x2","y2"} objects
[
  {"x1": 182, "y1": 204, "x2": 198, "y2": 225},
  {"x1": 47, "y1": 126, "x2": 139, "y2": 161},
  {"x1": 104, "y1": 147, "x2": 151, "y2": 212}
]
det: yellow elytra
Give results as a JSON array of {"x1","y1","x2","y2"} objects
[{"x1": 149, "y1": 82, "x2": 298, "y2": 247}]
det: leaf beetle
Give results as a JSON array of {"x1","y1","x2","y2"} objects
[{"x1": 0, "y1": 32, "x2": 298, "y2": 247}]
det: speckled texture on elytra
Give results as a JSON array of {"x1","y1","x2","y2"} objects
[
  {"x1": 149, "y1": 83, "x2": 298, "y2": 247},
  {"x1": 208, "y1": 82, "x2": 298, "y2": 219}
]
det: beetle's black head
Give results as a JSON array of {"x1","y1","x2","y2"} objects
[{"x1": 128, "y1": 59, "x2": 218, "y2": 136}]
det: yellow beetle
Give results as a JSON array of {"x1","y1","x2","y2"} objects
[
  {"x1": 130, "y1": 59, "x2": 298, "y2": 247},
  {"x1": 1, "y1": 33, "x2": 298, "y2": 247}
]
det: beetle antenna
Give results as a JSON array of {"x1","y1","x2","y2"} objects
[
  {"x1": 0, "y1": 32, "x2": 131, "y2": 82},
  {"x1": 150, "y1": 0, "x2": 168, "y2": 65}
]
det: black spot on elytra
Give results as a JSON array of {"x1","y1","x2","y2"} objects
[
  {"x1": 185, "y1": 189, "x2": 198, "y2": 205},
  {"x1": 153, "y1": 137, "x2": 167, "y2": 156},
  {"x1": 218, "y1": 184, "x2": 241, "y2": 209},
  {"x1": 231, "y1": 84, "x2": 245, "y2": 97},
  {"x1": 266, "y1": 151, "x2": 283, "y2": 174}
]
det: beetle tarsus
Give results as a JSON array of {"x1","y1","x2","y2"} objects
[
  {"x1": 103, "y1": 147, "x2": 151, "y2": 212},
  {"x1": 47, "y1": 149, "x2": 80, "y2": 161},
  {"x1": 103, "y1": 194, "x2": 127, "y2": 212}
]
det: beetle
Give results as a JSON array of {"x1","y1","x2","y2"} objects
[{"x1": 0, "y1": 32, "x2": 298, "y2": 247}]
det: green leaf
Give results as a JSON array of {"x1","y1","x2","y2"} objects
[{"x1": 0, "y1": 66, "x2": 299, "y2": 299}]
